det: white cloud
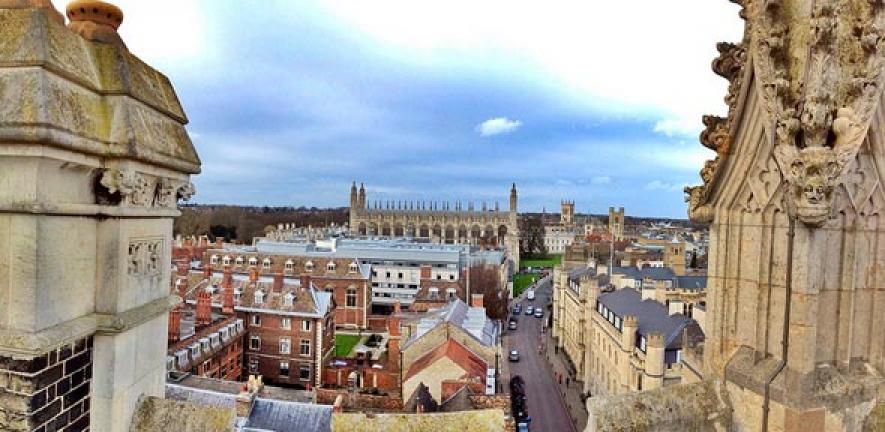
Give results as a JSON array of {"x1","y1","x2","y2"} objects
[
  {"x1": 591, "y1": 176, "x2": 611, "y2": 184},
  {"x1": 653, "y1": 118, "x2": 702, "y2": 138},
  {"x1": 476, "y1": 117, "x2": 522, "y2": 137},
  {"x1": 645, "y1": 180, "x2": 686, "y2": 192}
]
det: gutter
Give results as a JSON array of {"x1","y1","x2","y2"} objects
[{"x1": 762, "y1": 216, "x2": 795, "y2": 432}]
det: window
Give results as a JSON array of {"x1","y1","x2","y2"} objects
[
  {"x1": 248, "y1": 257, "x2": 258, "y2": 267},
  {"x1": 305, "y1": 261, "x2": 314, "y2": 271},
  {"x1": 327, "y1": 261, "x2": 336, "y2": 271},
  {"x1": 210, "y1": 255, "x2": 219, "y2": 265},
  {"x1": 250, "y1": 336, "x2": 260, "y2": 350},
  {"x1": 283, "y1": 293, "x2": 295, "y2": 307},
  {"x1": 449, "y1": 274, "x2": 455, "y2": 280},
  {"x1": 349, "y1": 262, "x2": 359, "y2": 273},
  {"x1": 281, "y1": 318, "x2": 291, "y2": 330},
  {"x1": 300, "y1": 339, "x2": 311, "y2": 356},
  {"x1": 385, "y1": 272, "x2": 391, "y2": 278},
  {"x1": 346, "y1": 287, "x2": 357, "y2": 308},
  {"x1": 223, "y1": 256, "x2": 231, "y2": 266},
  {"x1": 280, "y1": 338, "x2": 291, "y2": 354},
  {"x1": 280, "y1": 361, "x2": 290, "y2": 377},
  {"x1": 250, "y1": 315, "x2": 261, "y2": 326},
  {"x1": 249, "y1": 359, "x2": 259, "y2": 373},
  {"x1": 299, "y1": 365, "x2": 311, "y2": 381},
  {"x1": 254, "y1": 291, "x2": 265, "y2": 305},
  {"x1": 436, "y1": 274, "x2": 441, "y2": 280},
  {"x1": 285, "y1": 260, "x2": 294, "y2": 271},
  {"x1": 397, "y1": 272, "x2": 403, "y2": 279},
  {"x1": 446, "y1": 288, "x2": 456, "y2": 299},
  {"x1": 263, "y1": 258, "x2": 272, "y2": 269},
  {"x1": 302, "y1": 320, "x2": 311, "y2": 332},
  {"x1": 235, "y1": 256, "x2": 244, "y2": 266}
]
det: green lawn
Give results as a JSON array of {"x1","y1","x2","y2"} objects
[
  {"x1": 521, "y1": 254, "x2": 561, "y2": 269},
  {"x1": 513, "y1": 273, "x2": 541, "y2": 297},
  {"x1": 335, "y1": 334, "x2": 361, "y2": 357}
]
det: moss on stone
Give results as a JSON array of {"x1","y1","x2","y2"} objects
[{"x1": 128, "y1": 396, "x2": 235, "y2": 432}]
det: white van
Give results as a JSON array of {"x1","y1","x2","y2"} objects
[{"x1": 526, "y1": 290, "x2": 535, "y2": 301}]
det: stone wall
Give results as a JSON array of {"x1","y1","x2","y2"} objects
[
  {"x1": 0, "y1": 336, "x2": 92, "y2": 431},
  {"x1": 316, "y1": 387, "x2": 403, "y2": 412}
]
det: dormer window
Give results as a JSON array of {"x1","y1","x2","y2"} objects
[
  {"x1": 210, "y1": 255, "x2": 219, "y2": 265},
  {"x1": 283, "y1": 292, "x2": 295, "y2": 307},
  {"x1": 263, "y1": 258, "x2": 272, "y2": 269},
  {"x1": 349, "y1": 262, "x2": 359, "y2": 273},
  {"x1": 248, "y1": 257, "x2": 258, "y2": 267},
  {"x1": 234, "y1": 289, "x2": 242, "y2": 303},
  {"x1": 305, "y1": 261, "x2": 314, "y2": 271},
  {"x1": 254, "y1": 290, "x2": 265, "y2": 305},
  {"x1": 235, "y1": 256, "x2": 244, "y2": 266},
  {"x1": 446, "y1": 288, "x2": 456, "y2": 299},
  {"x1": 285, "y1": 260, "x2": 294, "y2": 271},
  {"x1": 223, "y1": 256, "x2": 231, "y2": 266},
  {"x1": 327, "y1": 261, "x2": 336, "y2": 272}
]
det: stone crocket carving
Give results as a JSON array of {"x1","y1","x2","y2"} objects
[{"x1": 773, "y1": 108, "x2": 866, "y2": 226}]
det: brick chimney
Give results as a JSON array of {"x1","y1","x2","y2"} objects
[
  {"x1": 176, "y1": 260, "x2": 189, "y2": 276},
  {"x1": 236, "y1": 375, "x2": 264, "y2": 418},
  {"x1": 387, "y1": 301, "x2": 401, "y2": 370},
  {"x1": 300, "y1": 274, "x2": 312, "y2": 291},
  {"x1": 249, "y1": 266, "x2": 259, "y2": 283},
  {"x1": 272, "y1": 271, "x2": 284, "y2": 293},
  {"x1": 167, "y1": 306, "x2": 181, "y2": 343},
  {"x1": 203, "y1": 263, "x2": 213, "y2": 281},
  {"x1": 420, "y1": 265, "x2": 432, "y2": 280},
  {"x1": 196, "y1": 290, "x2": 212, "y2": 326},
  {"x1": 222, "y1": 265, "x2": 235, "y2": 314},
  {"x1": 470, "y1": 293, "x2": 484, "y2": 309}
]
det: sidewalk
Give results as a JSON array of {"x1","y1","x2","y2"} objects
[{"x1": 543, "y1": 327, "x2": 588, "y2": 430}]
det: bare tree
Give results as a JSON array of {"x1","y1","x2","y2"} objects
[{"x1": 464, "y1": 265, "x2": 508, "y2": 320}]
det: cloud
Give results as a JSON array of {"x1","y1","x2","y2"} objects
[
  {"x1": 591, "y1": 176, "x2": 611, "y2": 184},
  {"x1": 653, "y1": 118, "x2": 701, "y2": 137},
  {"x1": 476, "y1": 117, "x2": 522, "y2": 136},
  {"x1": 645, "y1": 180, "x2": 686, "y2": 192}
]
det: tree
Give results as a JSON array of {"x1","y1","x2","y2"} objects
[
  {"x1": 518, "y1": 215, "x2": 547, "y2": 257},
  {"x1": 464, "y1": 265, "x2": 508, "y2": 320}
]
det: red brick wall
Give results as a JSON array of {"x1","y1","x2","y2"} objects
[
  {"x1": 367, "y1": 315, "x2": 389, "y2": 331},
  {"x1": 242, "y1": 311, "x2": 332, "y2": 389},
  {"x1": 314, "y1": 276, "x2": 369, "y2": 329},
  {"x1": 323, "y1": 365, "x2": 399, "y2": 391}
]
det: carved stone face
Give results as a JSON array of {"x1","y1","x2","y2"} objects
[{"x1": 791, "y1": 147, "x2": 838, "y2": 226}]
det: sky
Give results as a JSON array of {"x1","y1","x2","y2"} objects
[{"x1": 53, "y1": 1, "x2": 744, "y2": 218}]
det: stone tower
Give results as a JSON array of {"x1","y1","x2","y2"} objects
[
  {"x1": 349, "y1": 181, "x2": 358, "y2": 230},
  {"x1": 0, "y1": 1, "x2": 199, "y2": 431},
  {"x1": 663, "y1": 238, "x2": 686, "y2": 276},
  {"x1": 608, "y1": 206, "x2": 624, "y2": 241},
  {"x1": 561, "y1": 200, "x2": 575, "y2": 225},
  {"x1": 682, "y1": 0, "x2": 885, "y2": 429}
]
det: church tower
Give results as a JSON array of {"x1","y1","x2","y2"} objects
[
  {"x1": 509, "y1": 183, "x2": 518, "y2": 213},
  {"x1": 608, "y1": 206, "x2": 624, "y2": 241}
]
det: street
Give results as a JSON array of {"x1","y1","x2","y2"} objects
[{"x1": 506, "y1": 275, "x2": 577, "y2": 432}]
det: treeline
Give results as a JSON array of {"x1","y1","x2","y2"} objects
[{"x1": 174, "y1": 205, "x2": 349, "y2": 244}]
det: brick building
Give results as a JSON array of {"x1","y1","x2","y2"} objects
[{"x1": 182, "y1": 267, "x2": 334, "y2": 390}]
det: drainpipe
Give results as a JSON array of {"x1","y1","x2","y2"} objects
[{"x1": 762, "y1": 216, "x2": 795, "y2": 432}]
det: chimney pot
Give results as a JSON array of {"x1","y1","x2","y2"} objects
[{"x1": 65, "y1": 1, "x2": 125, "y2": 44}]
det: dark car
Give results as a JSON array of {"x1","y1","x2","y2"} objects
[
  {"x1": 509, "y1": 350, "x2": 520, "y2": 362},
  {"x1": 513, "y1": 304, "x2": 522, "y2": 314}
]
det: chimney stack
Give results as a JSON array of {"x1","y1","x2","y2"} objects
[
  {"x1": 167, "y1": 306, "x2": 181, "y2": 343},
  {"x1": 249, "y1": 266, "x2": 259, "y2": 283},
  {"x1": 176, "y1": 260, "x2": 189, "y2": 277},
  {"x1": 203, "y1": 263, "x2": 213, "y2": 280},
  {"x1": 222, "y1": 265, "x2": 235, "y2": 314},
  {"x1": 387, "y1": 301, "x2": 401, "y2": 370},
  {"x1": 196, "y1": 290, "x2": 212, "y2": 326},
  {"x1": 300, "y1": 274, "x2": 311, "y2": 291},
  {"x1": 272, "y1": 271, "x2": 284, "y2": 293},
  {"x1": 470, "y1": 293, "x2": 484, "y2": 309}
]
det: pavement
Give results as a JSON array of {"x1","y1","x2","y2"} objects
[{"x1": 504, "y1": 273, "x2": 581, "y2": 432}]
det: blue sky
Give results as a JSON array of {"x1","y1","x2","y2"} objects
[{"x1": 54, "y1": 1, "x2": 744, "y2": 217}]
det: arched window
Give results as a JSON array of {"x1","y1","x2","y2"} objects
[
  {"x1": 235, "y1": 256, "x2": 244, "y2": 266},
  {"x1": 326, "y1": 261, "x2": 336, "y2": 272},
  {"x1": 254, "y1": 290, "x2": 264, "y2": 305},
  {"x1": 346, "y1": 287, "x2": 357, "y2": 308},
  {"x1": 262, "y1": 258, "x2": 272, "y2": 269},
  {"x1": 210, "y1": 255, "x2": 219, "y2": 265},
  {"x1": 305, "y1": 261, "x2": 314, "y2": 271}
]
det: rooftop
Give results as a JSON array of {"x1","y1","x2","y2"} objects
[{"x1": 597, "y1": 288, "x2": 702, "y2": 350}]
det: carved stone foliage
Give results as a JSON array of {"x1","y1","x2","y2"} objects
[
  {"x1": 98, "y1": 168, "x2": 195, "y2": 209},
  {"x1": 128, "y1": 238, "x2": 162, "y2": 277}
]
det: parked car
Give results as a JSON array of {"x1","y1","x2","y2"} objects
[
  {"x1": 508, "y1": 320, "x2": 518, "y2": 330},
  {"x1": 513, "y1": 304, "x2": 522, "y2": 314},
  {"x1": 509, "y1": 350, "x2": 520, "y2": 362},
  {"x1": 534, "y1": 310, "x2": 543, "y2": 318},
  {"x1": 525, "y1": 306, "x2": 534, "y2": 315}
]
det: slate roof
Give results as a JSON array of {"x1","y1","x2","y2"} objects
[
  {"x1": 404, "y1": 299, "x2": 499, "y2": 348},
  {"x1": 440, "y1": 385, "x2": 475, "y2": 412},
  {"x1": 185, "y1": 271, "x2": 332, "y2": 319},
  {"x1": 675, "y1": 276, "x2": 707, "y2": 291},
  {"x1": 611, "y1": 267, "x2": 707, "y2": 291},
  {"x1": 597, "y1": 288, "x2": 701, "y2": 350}
]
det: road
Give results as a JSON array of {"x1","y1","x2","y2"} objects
[{"x1": 506, "y1": 275, "x2": 576, "y2": 432}]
